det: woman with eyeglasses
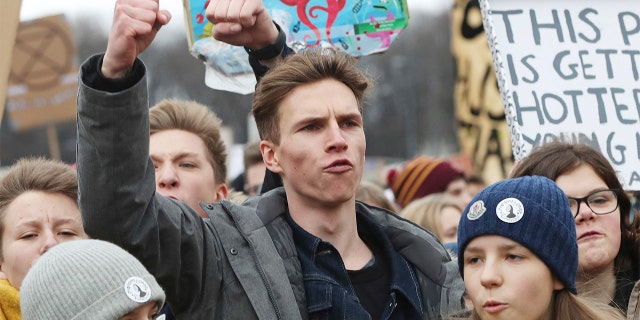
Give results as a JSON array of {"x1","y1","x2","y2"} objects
[{"x1": 510, "y1": 142, "x2": 640, "y2": 315}]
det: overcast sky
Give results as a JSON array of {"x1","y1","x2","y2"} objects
[{"x1": 20, "y1": 0, "x2": 452, "y2": 23}]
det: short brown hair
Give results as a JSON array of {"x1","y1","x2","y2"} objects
[
  {"x1": 510, "y1": 142, "x2": 640, "y2": 270},
  {"x1": 0, "y1": 157, "x2": 78, "y2": 251},
  {"x1": 150, "y1": 99, "x2": 227, "y2": 184},
  {"x1": 252, "y1": 49, "x2": 372, "y2": 144}
]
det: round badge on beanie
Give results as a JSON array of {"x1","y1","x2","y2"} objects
[
  {"x1": 457, "y1": 175, "x2": 578, "y2": 294},
  {"x1": 20, "y1": 239, "x2": 166, "y2": 320},
  {"x1": 124, "y1": 276, "x2": 153, "y2": 303}
]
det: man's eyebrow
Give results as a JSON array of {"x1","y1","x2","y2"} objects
[
  {"x1": 336, "y1": 112, "x2": 362, "y2": 121},
  {"x1": 289, "y1": 114, "x2": 325, "y2": 129},
  {"x1": 150, "y1": 152, "x2": 199, "y2": 162}
]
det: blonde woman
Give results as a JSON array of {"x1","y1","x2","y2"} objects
[
  {"x1": 400, "y1": 193, "x2": 464, "y2": 248},
  {"x1": 356, "y1": 180, "x2": 398, "y2": 213}
]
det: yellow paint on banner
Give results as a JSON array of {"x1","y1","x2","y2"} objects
[{"x1": 451, "y1": 0, "x2": 513, "y2": 184}]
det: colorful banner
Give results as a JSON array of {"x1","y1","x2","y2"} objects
[{"x1": 184, "y1": 0, "x2": 410, "y2": 93}]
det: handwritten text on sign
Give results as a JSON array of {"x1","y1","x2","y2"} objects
[{"x1": 481, "y1": 0, "x2": 640, "y2": 189}]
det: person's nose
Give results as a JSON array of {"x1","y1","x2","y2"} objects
[
  {"x1": 40, "y1": 230, "x2": 59, "y2": 255},
  {"x1": 479, "y1": 259, "x2": 502, "y2": 289},
  {"x1": 575, "y1": 200, "x2": 595, "y2": 223},
  {"x1": 326, "y1": 122, "x2": 348, "y2": 153},
  {"x1": 157, "y1": 165, "x2": 179, "y2": 189}
]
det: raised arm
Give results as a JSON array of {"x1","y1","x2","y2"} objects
[
  {"x1": 102, "y1": 0, "x2": 170, "y2": 78},
  {"x1": 207, "y1": 0, "x2": 292, "y2": 72},
  {"x1": 207, "y1": 0, "x2": 277, "y2": 51},
  {"x1": 76, "y1": 1, "x2": 215, "y2": 317}
]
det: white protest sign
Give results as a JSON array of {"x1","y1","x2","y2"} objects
[{"x1": 480, "y1": 0, "x2": 640, "y2": 189}]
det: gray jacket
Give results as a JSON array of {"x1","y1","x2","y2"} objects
[{"x1": 76, "y1": 55, "x2": 465, "y2": 319}]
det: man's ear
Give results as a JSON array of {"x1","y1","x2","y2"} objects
[
  {"x1": 214, "y1": 183, "x2": 228, "y2": 201},
  {"x1": 260, "y1": 141, "x2": 283, "y2": 174}
]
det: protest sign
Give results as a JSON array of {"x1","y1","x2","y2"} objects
[
  {"x1": 0, "y1": 0, "x2": 22, "y2": 126},
  {"x1": 452, "y1": 0, "x2": 512, "y2": 184},
  {"x1": 183, "y1": 0, "x2": 409, "y2": 94},
  {"x1": 480, "y1": 0, "x2": 640, "y2": 189},
  {"x1": 6, "y1": 14, "x2": 78, "y2": 132}
]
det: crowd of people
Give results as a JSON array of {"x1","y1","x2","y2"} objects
[{"x1": 1, "y1": 0, "x2": 639, "y2": 319}]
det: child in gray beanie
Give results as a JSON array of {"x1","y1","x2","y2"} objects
[{"x1": 20, "y1": 239, "x2": 166, "y2": 320}]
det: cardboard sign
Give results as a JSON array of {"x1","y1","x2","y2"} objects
[
  {"x1": 0, "y1": 0, "x2": 22, "y2": 126},
  {"x1": 480, "y1": 0, "x2": 640, "y2": 189},
  {"x1": 6, "y1": 14, "x2": 78, "y2": 131},
  {"x1": 184, "y1": 0, "x2": 409, "y2": 93},
  {"x1": 452, "y1": 0, "x2": 513, "y2": 185}
]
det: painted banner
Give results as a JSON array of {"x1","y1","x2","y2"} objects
[
  {"x1": 480, "y1": 0, "x2": 640, "y2": 189},
  {"x1": 451, "y1": 0, "x2": 512, "y2": 185},
  {"x1": 184, "y1": 0, "x2": 409, "y2": 93}
]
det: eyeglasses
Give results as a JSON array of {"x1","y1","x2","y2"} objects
[{"x1": 567, "y1": 189, "x2": 619, "y2": 218}]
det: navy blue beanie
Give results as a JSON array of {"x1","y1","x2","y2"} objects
[{"x1": 457, "y1": 176, "x2": 578, "y2": 294}]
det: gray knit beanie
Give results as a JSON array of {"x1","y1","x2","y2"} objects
[
  {"x1": 20, "y1": 239, "x2": 166, "y2": 320},
  {"x1": 457, "y1": 176, "x2": 578, "y2": 294}
]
